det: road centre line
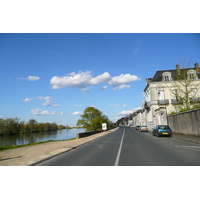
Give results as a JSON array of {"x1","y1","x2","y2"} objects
[{"x1": 114, "y1": 128, "x2": 125, "y2": 166}]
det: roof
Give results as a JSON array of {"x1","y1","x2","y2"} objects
[{"x1": 144, "y1": 67, "x2": 200, "y2": 92}]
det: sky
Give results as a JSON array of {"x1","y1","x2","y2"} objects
[{"x1": 0, "y1": 33, "x2": 199, "y2": 126}]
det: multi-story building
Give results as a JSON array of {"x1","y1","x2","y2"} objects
[{"x1": 139, "y1": 62, "x2": 200, "y2": 130}]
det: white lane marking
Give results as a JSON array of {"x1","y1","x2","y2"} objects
[{"x1": 114, "y1": 128, "x2": 125, "y2": 166}]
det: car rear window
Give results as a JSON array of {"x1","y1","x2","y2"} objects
[{"x1": 158, "y1": 126, "x2": 170, "y2": 129}]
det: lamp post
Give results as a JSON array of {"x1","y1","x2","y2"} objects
[{"x1": 157, "y1": 85, "x2": 168, "y2": 125}]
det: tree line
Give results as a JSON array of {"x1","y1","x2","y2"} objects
[{"x1": 0, "y1": 118, "x2": 66, "y2": 135}]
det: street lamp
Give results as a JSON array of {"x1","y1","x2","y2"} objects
[{"x1": 157, "y1": 85, "x2": 168, "y2": 125}]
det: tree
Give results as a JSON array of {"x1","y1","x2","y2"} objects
[
  {"x1": 76, "y1": 107, "x2": 110, "y2": 131},
  {"x1": 167, "y1": 60, "x2": 200, "y2": 112},
  {"x1": 27, "y1": 119, "x2": 38, "y2": 133}
]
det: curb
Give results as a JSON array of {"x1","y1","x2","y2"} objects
[{"x1": 29, "y1": 128, "x2": 118, "y2": 166}]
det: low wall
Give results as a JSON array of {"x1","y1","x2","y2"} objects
[
  {"x1": 76, "y1": 130, "x2": 101, "y2": 138},
  {"x1": 168, "y1": 108, "x2": 200, "y2": 136}
]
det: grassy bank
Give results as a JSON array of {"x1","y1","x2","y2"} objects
[{"x1": 0, "y1": 138, "x2": 76, "y2": 152}]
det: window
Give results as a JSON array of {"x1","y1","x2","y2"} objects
[
  {"x1": 162, "y1": 72, "x2": 172, "y2": 82},
  {"x1": 187, "y1": 70, "x2": 197, "y2": 80},
  {"x1": 164, "y1": 76, "x2": 170, "y2": 81}
]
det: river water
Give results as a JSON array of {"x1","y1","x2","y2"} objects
[{"x1": 0, "y1": 128, "x2": 85, "y2": 146}]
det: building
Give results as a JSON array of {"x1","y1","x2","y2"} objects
[{"x1": 132, "y1": 62, "x2": 200, "y2": 130}]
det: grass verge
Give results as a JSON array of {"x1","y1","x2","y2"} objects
[{"x1": 0, "y1": 138, "x2": 76, "y2": 152}]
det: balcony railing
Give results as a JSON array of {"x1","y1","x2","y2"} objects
[
  {"x1": 144, "y1": 101, "x2": 151, "y2": 108},
  {"x1": 157, "y1": 99, "x2": 169, "y2": 105},
  {"x1": 190, "y1": 98, "x2": 200, "y2": 103},
  {"x1": 171, "y1": 99, "x2": 183, "y2": 105}
]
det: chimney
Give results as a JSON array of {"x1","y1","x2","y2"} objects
[
  {"x1": 176, "y1": 64, "x2": 180, "y2": 75},
  {"x1": 194, "y1": 62, "x2": 199, "y2": 73}
]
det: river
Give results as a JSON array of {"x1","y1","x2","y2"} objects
[{"x1": 0, "y1": 128, "x2": 85, "y2": 146}]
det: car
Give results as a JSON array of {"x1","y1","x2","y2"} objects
[
  {"x1": 152, "y1": 125, "x2": 172, "y2": 137},
  {"x1": 139, "y1": 125, "x2": 148, "y2": 132},
  {"x1": 135, "y1": 126, "x2": 140, "y2": 130}
]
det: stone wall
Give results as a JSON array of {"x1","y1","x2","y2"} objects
[{"x1": 168, "y1": 108, "x2": 200, "y2": 136}]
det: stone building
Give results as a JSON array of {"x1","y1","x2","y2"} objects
[{"x1": 132, "y1": 62, "x2": 200, "y2": 130}]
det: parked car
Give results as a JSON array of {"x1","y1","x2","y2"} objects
[
  {"x1": 139, "y1": 126, "x2": 148, "y2": 132},
  {"x1": 152, "y1": 125, "x2": 172, "y2": 137},
  {"x1": 135, "y1": 126, "x2": 140, "y2": 130}
]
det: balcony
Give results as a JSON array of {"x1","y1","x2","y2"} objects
[
  {"x1": 190, "y1": 98, "x2": 200, "y2": 103},
  {"x1": 144, "y1": 101, "x2": 151, "y2": 109},
  {"x1": 157, "y1": 99, "x2": 169, "y2": 105},
  {"x1": 171, "y1": 99, "x2": 183, "y2": 105}
]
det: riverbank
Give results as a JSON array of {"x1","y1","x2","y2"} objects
[
  {"x1": 0, "y1": 128, "x2": 85, "y2": 146},
  {"x1": 0, "y1": 138, "x2": 76, "y2": 152},
  {"x1": 0, "y1": 128, "x2": 119, "y2": 166}
]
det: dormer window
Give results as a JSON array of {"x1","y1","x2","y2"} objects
[
  {"x1": 164, "y1": 76, "x2": 170, "y2": 81},
  {"x1": 187, "y1": 70, "x2": 197, "y2": 80},
  {"x1": 162, "y1": 72, "x2": 172, "y2": 82}
]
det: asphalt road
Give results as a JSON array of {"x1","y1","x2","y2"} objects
[{"x1": 37, "y1": 127, "x2": 200, "y2": 166}]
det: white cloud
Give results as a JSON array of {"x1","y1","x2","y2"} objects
[
  {"x1": 116, "y1": 107, "x2": 142, "y2": 116},
  {"x1": 22, "y1": 98, "x2": 34, "y2": 102},
  {"x1": 42, "y1": 100, "x2": 59, "y2": 107},
  {"x1": 102, "y1": 85, "x2": 109, "y2": 90},
  {"x1": 89, "y1": 72, "x2": 111, "y2": 85},
  {"x1": 58, "y1": 112, "x2": 64, "y2": 115},
  {"x1": 74, "y1": 104, "x2": 83, "y2": 107},
  {"x1": 109, "y1": 74, "x2": 140, "y2": 87},
  {"x1": 17, "y1": 76, "x2": 40, "y2": 81},
  {"x1": 31, "y1": 108, "x2": 56, "y2": 116},
  {"x1": 108, "y1": 104, "x2": 120, "y2": 106},
  {"x1": 36, "y1": 96, "x2": 59, "y2": 107},
  {"x1": 50, "y1": 71, "x2": 140, "y2": 91},
  {"x1": 50, "y1": 71, "x2": 92, "y2": 90},
  {"x1": 37, "y1": 96, "x2": 52, "y2": 101},
  {"x1": 123, "y1": 104, "x2": 127, "y2": 107},
  {"x1": 72, "y1": 111, "x2": 83, "y2": 115},
  {"x1": 113, "y1": 84, "x2": 130, "y2": 90},
  {"x1": 0, "y1": 115, "x2": 4, "y2": 118}
]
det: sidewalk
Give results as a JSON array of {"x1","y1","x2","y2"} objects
[
  {"x1": 0, "y1": 128, "x2": 119, "y2": 166},
  {"x1": 171, "y1": 133, "x2": 200, "y2": 144}
]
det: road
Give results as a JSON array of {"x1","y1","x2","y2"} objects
[{"x1": 37, "y1": 127, "x2": 200, "y2": 166}]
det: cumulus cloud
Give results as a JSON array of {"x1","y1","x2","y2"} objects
[
  {"x1": 72, "y1": 111, "x2": 83, "y2": 115},
  {"x1": 116, "y1": 107, "x2": 142, "y2": 116},
  {"x1": 31, "y1": 108, "x2": 56, "y2": 116},
  {"x1": 74, "y1": 104, "x2": 83, "y2": 107},
  {"x1": 42, "y1": 101, "x2": 59, "y2": 107},
  {"x1": 102, "y1": 85, "x2": 109, "y2": 90},
  {"x1": 113, "y1": 84, "x2": 130, "y2": 90},
  {"x1": 50, "y1": 71, "x2": 140, "y2": 91},
  {"x1": 36, "y1": 96, "x2": 59, "y2": 107},
  {"x1": 22, "y1": 98, "x2": 34, "y2": 102},
  {"x1": 58, "y1": 112, "x2": 64, "y2": 115},
  {"x1": 37, "y1": 96, "x2": 52, "y2": 101},
  {"x1": 109, "y1": 74, "x2": 140, "y2": 87},
  {"x1": 50, "y1": 71, "x2": 92, "y2": 91},
  {"x1": 17, "y1": 76, "x2": 40, "y2": 81},
  {"x1": 89, "y1": 72, "x2": 111, "y2": 85}
]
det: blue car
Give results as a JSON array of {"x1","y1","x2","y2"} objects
[{"x1": 152, "y1": 125, "x2": 172, "y2": 137}]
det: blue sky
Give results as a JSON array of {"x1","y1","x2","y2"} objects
[{"x1": 0, "y1": 33, "x2": 200, "y2": 126}]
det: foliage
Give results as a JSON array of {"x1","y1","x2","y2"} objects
[
  {"x1": 166, "y1": 60, "x2": 200, "y2": 112},
  {"x1": 76, "y1": 107, "x2": 111, "y2": 131},
  {"x1": 0, "y1": 118, "x2": 65, "y2": 135}
]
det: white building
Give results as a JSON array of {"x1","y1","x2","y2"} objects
[{"x1": 132, "y1": 62, "x2": 200, "y2": 130}]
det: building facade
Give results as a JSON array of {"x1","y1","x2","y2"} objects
[{"x1": 132, "y1": 62, "x2": 200, "y2": 130}]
